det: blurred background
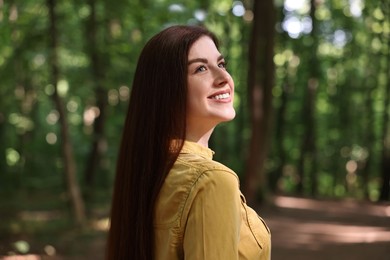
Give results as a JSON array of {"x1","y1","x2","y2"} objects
[{"x1": 0, "y1": 0, "x2": 389, "y2": 259}]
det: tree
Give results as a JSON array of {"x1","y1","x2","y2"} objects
[
  {"x1": 47, "y1": 0, "x2": 86, "y2": 224},
  {"x1": 243, "y1": 0, "x2": 276, "y2": 205},
  {"x1": 83, "y1": 0, "x2": 108, "y2": 191},
  {"x1": 296, "y1": 0, "x2": 319, "y2": 196},
  {"x1": 378, "y1": 0, "x2": 390, "y2": 200},
  {"x1": 378, "y1": 70, "x2": 390, "y2": 201}
]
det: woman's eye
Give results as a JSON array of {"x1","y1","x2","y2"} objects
[
  {"x1": 218, "y1": 61, "x2": 227, "y2": 69},
  {"x1": 195, "y1": 66, "x2": 207, "y2": 73}
]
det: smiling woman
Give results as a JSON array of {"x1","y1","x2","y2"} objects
[
  {"x1": 186, "y1": 36, "x2": 236, "y2": 146},
  {"x1": 106, "y1": 25, "x2": 271, "y2": 260}
]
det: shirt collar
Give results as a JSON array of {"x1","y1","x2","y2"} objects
[{"x1": 180, "y1": 140, "x2": 215, "y2": 160}]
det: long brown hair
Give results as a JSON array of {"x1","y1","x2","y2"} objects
[{"x1": 106, "y1": 25, "x2": 218, "y2": 260}]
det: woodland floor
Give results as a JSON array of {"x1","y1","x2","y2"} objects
[
  {"x1": 259, "y1": 195, "x2": 390, "y2": 260},
  {"x1": 1, "y1": 195, "x2": 390, "y2": 259}
]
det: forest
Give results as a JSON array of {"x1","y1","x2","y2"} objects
[{"x1": 0, "y1": 0, "x2": 389, "y2": 258}]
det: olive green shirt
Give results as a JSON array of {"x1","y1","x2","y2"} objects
[{"x1": 154, "y1": 141, "x2": 271, "y2": 259}]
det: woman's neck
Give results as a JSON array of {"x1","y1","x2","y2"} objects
[{"x1": 185, "y1": 128, "x2": 214, "y2": 148}]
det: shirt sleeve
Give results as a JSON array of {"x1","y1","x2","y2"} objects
[{"x1": 182, "y1": 169, "x2": 241, "y2": 259}]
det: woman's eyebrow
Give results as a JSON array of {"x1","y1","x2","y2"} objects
[
  {"x1": 188, "y1": 55, "x2": 224, "y2": 65},
  {"x1": 188, "y1": 58, "x2": 208, "y2": 65},
  {"x1": 217, "y1": 54, "x2": 224, "y2": 61}
]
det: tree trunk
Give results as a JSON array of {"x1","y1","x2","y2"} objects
[
  {"x1": 378, "y1": 34, "x2": 390, "y2": 201},
  {"x1": 84, "y1": 0, "x2": 107, "y2": 189},
  {"x1": 296, "y1": 0, "x2": 319, "y2": 196},
  {"x1": 47, "y1": 0, "x2": 86, "y2": 225},
  {"x1": 243, "y1": 0, "x2": 275, "y2": 205},
  {"x1": 268, "y1": 6, "x2": 290, "y2": 193},
  {"x1": 269, "y1": 81, "x2": 289, "y2": 192},
  {"x1": 361, "y1": 80, "x2": 375, "y2": 199}
]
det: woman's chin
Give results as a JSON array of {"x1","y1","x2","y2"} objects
[{"x1": 219, "y1": 110, "x2": 236, "y2": 123}]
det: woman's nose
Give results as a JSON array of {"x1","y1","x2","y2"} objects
[{"x1": 213, "y1": 70, "x2": 230, "y2": 87}]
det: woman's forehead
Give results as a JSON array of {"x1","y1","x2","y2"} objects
[{"x1": 188, "y1": 36, "x2": 220, "y2": 59}]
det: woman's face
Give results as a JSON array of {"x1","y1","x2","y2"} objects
[{"x1": 186, "y1": 36, "x2": 235, "y2": 134}]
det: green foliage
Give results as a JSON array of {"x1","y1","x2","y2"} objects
[{"x1": 0, "y1": 0, "x2": 389, "y2": 256}]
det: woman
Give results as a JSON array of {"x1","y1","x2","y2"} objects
[{"x1": 106, "y1": 25, "x2": 271, "y2": 260}]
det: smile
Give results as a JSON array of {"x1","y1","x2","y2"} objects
[{"x1": 209, "y1": 92, "x2": 230, "y2": 100}]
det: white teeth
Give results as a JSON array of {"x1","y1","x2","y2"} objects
[{"x1": 212, "y1": 93, "x2": 230, "y2": 100}]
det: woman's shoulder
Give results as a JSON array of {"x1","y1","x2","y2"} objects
[
  {"x1": 154, "y1": 153, "x2": 239, "y2": 228},
  {"x1": 164, "y1": 153, "x2": 240, "y2": 199},
  {"x1": 176, "y1": 152, "x2": 238, "y2": 178}
]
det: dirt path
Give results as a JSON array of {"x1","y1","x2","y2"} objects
[
  {"x1": 2, "y1": 196, "x2": 389, "y2": 259},
  {"x1": 258, "y1": 196, "x2": 390, "y2": 260}
]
